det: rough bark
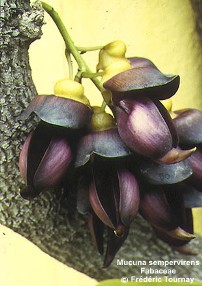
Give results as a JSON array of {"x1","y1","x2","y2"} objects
[{"x1": 0, "y1": 0, "x2": 202, "y2": 281}]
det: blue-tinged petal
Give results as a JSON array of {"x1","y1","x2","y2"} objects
[
  {"x1": 173, "y1": 109, "x2": 202, "y2": 145},
  {"x1": 139, "y1": 159, "x2": 193, "y2": 185},
  {"x1": 19, "y1": 95, "x2": 92, "y2": 128},
  {"x1": 75, "y1": 128, "x2": 130, "y2": 167},
  {"x1": 104, "y1": 57, "x2": 180, "y2": 101}
]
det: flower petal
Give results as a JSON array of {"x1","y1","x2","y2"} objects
[
  {"x1": 187, "y1": 146, "x2": 202, "y2": 189},
  {"x1": 118, "y1": 169, "x2": 139, "y2": 226},
  {"x1": 183, "y1": 185, "x2": 202, "y2": 208},
  {"x1": 89, "y1": 158, "x2": 120, "y2": 229},
  {"x1": 19, "y1": 132, "x2": 33, "y2": 183},
  {"x1": 173, "y1": 109, "x2": 202, "y2": 144},
  {"x1": 158, "y1": 147, "x2": 196, "y2": 164},
  {"x1": 33, "y1": 137, "x2": 72, "y2": 190},
  {"x1": 88, "y1": 212, "x2": 104, "y2": 255},
  {"x1": 103, "y1": 227, "x2": 129, "y2": 268},
  {"x1": 139, "y1": 188, "x2": 176, "y2": 230},
  {"x1": 20, "y1": 95, "x2": 92, "y2": 128},
  {"x1": 139, "y1": 159, "x2": 193, "y2": 185},
  {"x1": 75, "y1": 129, "x2": 131, "y2": 167},
  {"x1": 26, "y1": 122, "x2": 54, "y2": 187},
  {"x1": 116, "y1": 97, "x2": 174, "y2": 160},
  {"x1": 104, "y1": 57, "x2": 180, "y2": 100}
]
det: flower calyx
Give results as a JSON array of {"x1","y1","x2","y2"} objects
[
  {"x1": 19, "y1": 79, "x2": 92, "y2": 129},
  {"x1": 97, "y1": 40, "x2": 128, "y2": 71},
  {"x1": 90, "y1": 106, "x2": 116, "y2": 132},
  {"x1": 54, "y1": 78, "x2": 90, "y2": 105}
]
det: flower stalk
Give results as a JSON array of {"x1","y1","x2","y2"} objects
[{"x1": 41, "y1": 1, "x2": 104, "y2": 93}]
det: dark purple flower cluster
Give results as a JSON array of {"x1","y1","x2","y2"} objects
[{"x1": 19, "y1": 58, "x2": 202, "y2": 267}]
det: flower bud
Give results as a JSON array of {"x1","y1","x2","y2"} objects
[
  {"x1": 97, "y1": 40, "x2": 128, "y2": 71},
  {"x1": 54, "y1": 78, "x2": 90, "y2": 105},
  {"x1": 90, "y1": 107, "x2": 116, "y2": 132},
  {"x1": 101, "y1": 59, "x2": 132, "y2": 84}
]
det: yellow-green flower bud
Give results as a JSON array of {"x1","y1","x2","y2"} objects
[
  {"x1": 90, "y1": 106, "x2": 116, "y2": 131},
  {"x1": 97, "y1": 40, "x2": 128, "y2": 71},
  {"x1": 101, "y1": 59, "x2": 132, "y2": 84},
  {"x1": 54, "y1": 79, "x2": 90, "y2": 105}
]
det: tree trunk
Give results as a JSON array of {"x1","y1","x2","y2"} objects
[{"x1": 1, "y1": 0, "x2": 202, "y2": 281}]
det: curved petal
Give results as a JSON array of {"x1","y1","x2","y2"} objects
[
  {"x1": 19, "y1": 95, "x2": 92, "y2": 128},
  {"x1": 89, "y1": 179, "x2": 116, "y2": 229},
  {"x1": 88, "y1": 212, "x2": 104, "y2": 255},
  {"x1": 26, "y1": 123, "x2": 54, "y2": 187},
  {"x1": 104, "y1": 57, "x2": 180, "y2": 100},
  {"x1": 183, "y1": 184, "x2": 202, "y2": 208},
  {"x1": 139, "y1": 188, "x2": 176, "y2": 230},
  {"x1": 173, "y1": 109, "x2": 202, "y2": 144},
  {"x1": 116, "y1": 97, "x2": 174, "y2": 159},
  {"x1": 158, "y1": 147, "x2": 196, "y2": 164},
  {"x1": 153, "y1": 208, "x2": 195, "y2": 250},
  {"x1": 89, "y1": 157, "x2": 121, "y2": 229},
  {"x1": 75, "y1": 129, "x2": 131, "y2": 167},
  {"x1": 19, "y1": 132, "x2": 33, "y2": 183},
  {"x1": 33, "y1": 137, "x2": 72, "y2": 190},
  {"x1": 139, "y1": 159, "x2": 193, "y2": 185},
  {"x1": 118, "y1": 169, "x2": 139, "y2": 226},
  {"x1": 103, "y1": 227, "x2": 129, "y2": 268},
  {"x1": 188, "y1": 147, "x2": 202, "y2": 189}
]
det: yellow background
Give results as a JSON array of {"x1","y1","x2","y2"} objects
[{"x1": 5, "y1": 0, "x2": 200, "y2": 285}]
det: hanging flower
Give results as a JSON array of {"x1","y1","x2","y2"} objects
[
  {"x1": 19, "y1": 79, "x2": 92, "y2": 199},
  {"x1": 75, "y1": 107, "x2": 140, "y2": 267},
  {"x1": 173, "y1": 108, "x2": 202, "y2": 190},
  {"x1": 20, "y1": 79, "x2": 92, "y2": 128},
  {"x1": 103, "y1": 57, "x2": 195, "y2": 163},
  {"x1": 19, "y1": 122, "x2": 73, "y2": 199}
]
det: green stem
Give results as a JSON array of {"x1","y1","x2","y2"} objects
[
  {"x1": 65, "y1": 49, "x2": 73, "y2": 80},
  {"x1": 41, "y1": 1, "x2": 104, "y2": 93},
  {"x1": 100, "y1": 100, "x2": 107, "y2": 112},
  {"x1": 77, "y1": 45, "x2": 103, "y2": 53},
  {"x1": 82, "y1": 71, "x2": 103, "y2": 78}
]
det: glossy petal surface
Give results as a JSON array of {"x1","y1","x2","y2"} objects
[
  {"x1": 118, "y1": 169, "x2": 139, "y2": 226},
  {"x1": 139, "y1": 159, "x2": 193, "y2": 184},
  {"x1": 33, "y1": 137, "x2": 72, "y2": 190},
  {"x1": 20, "y1": 95, "x2": 92, "y2": 128},
  {"x1": 75, "y1": 128, "x2": 130, "y2": 167},
  {"x1": 116, "y1": 97, "x2": 174, "y2": 159},
  {"x1": 174, "y1": 109, "x2": 202, "y2": 144},
  {"x1": 104, "y1": 57, "x2": 180, "y2": 100}
]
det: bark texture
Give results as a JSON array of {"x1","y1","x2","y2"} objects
[{"x1": 0, "y1": 0, "x2": 202, "y2": 281}]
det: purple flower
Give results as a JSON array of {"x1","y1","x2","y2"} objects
[
  {"x1": 173, "y1": 108, "x2": 202, "y2": 190},
  {"x1": 75, "y1": 108, "x2": 139, "y2": 266},
  {"x1": 19, "y1": 122, "x2": 72, "y2": 199},
  {"x1": 103, "y1": 57, "x2": 194, "y2": 163}
]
